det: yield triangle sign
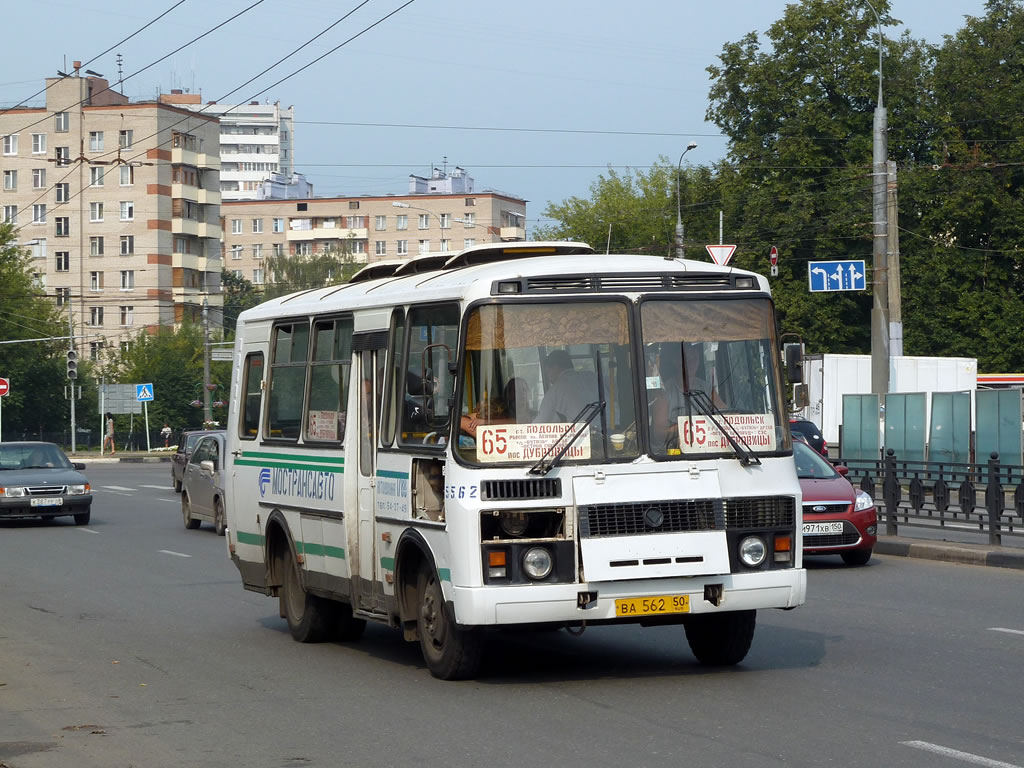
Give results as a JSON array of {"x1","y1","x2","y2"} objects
[{"x1": 706, "y1": 244, "x2": 737, "y2": 265}]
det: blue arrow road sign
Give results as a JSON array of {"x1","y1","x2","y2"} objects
[
  {"x1": 136, "y1": 383, "x2": 154, "y2": 402},
  {"x1": 808, "y1": 260, "x2": 866, "y2": 293}
]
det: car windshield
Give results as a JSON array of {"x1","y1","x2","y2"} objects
[
  {"x1": 639, "y1": 298, "x2": 790, "y2": 459},
  {"x1": 0, "y1": 443, "x2": 72, "y2": 470},
  {"x1": 793, "y1": 440, "x2": 839, "y2": 479},
  {"x1": 455, "y1": 301, "x2": 637, "y2": 466}
]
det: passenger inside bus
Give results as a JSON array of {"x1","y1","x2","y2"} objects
[
  {"x1": 535, "y1": 350, "x2": 599, "y2": 424},
  {"x1": 650, "y1": 343, "x2": 727, "y2": 450}
]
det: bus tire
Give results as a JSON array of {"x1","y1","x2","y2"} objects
[
  {"x1": 684, "y1": 609, "x2": 756, "y2": 666},
  {"x1": 416, "y1": 567, "x2": 482, "y2": 680},
  {"x1": 182, "y1": 493, "x2": 201, "y2": 530},
  {"x1": 280, "y1": 548, "x2": 332, "y2": 643}
]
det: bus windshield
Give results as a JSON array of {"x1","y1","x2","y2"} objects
[
  {"x1": 455, "y1": 301, "x2": 638, "y2": 466},
  {"x1": 640, "y1": 297, "x2": 789, "y2": 459}
]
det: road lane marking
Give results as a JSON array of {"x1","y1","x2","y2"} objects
[
  {"x1": 989, "y1": 628, "x2": 1024, "y2": 636},
  {"x1": 158, "y1": 550, "x2": 192, "y2": 558},
  {"x1": 156, "y1": 498, "x2": 178, "y2": 504},
  {"x1": 901, "y1": 741, "x2": 1022, "y2": 768},
  {"x1": 101, "y1": 485, "x2": 135, "y2": 491},
  {"x1": 142, "y1": 485, "x2": 170, "y2": 490},
  {"x1": 77, "y1": 528, "x2": 99, "y2": 534}
]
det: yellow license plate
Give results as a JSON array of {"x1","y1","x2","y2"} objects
[{"x1": 615, "y1": 594, "x2": 690, "y2": 617}]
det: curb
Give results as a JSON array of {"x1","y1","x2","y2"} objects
[
  {"x1": 876, "y1": 538, "x2": 1024, "y2": 571},
  {"x1": 74, "y1": 455, "x2": 172, "y2": 464}
]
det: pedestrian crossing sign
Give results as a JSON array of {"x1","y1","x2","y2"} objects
[{"x1": 136, "y1": 383, "x2": 154, "y2": 402}]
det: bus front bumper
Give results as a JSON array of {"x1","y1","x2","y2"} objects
[{"x1": 450, "y1": 568, "x2": 806, "y2": 627}]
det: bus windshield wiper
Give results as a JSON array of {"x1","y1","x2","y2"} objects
[
  {"x1": 529, "y1": 400, "x2": 605, "y2": 476},
  {"x1": 684, "y1": 391, "x2": 761, "y2": 467}
]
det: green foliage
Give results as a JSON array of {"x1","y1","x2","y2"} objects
[
  {"x1": 221, "y1": 270, "x2": 262, "y2": 335},
  {"x1": 263, "y1": 244, "x2": 362, "y2": 299}
]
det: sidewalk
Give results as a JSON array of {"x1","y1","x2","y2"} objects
[
  {"x1": 875, "y1": 535, "x2": 1024, "y2": 571},
  {"x1": 72, "y1": 450, "x2": 173, "y2": 464}
]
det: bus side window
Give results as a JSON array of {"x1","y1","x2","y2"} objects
[
  {"x1": 306, "y1": 316, "x2": 353, "y2": 443},
  {"x1": 381, "y1": 309, "x2": 406, "y2": 446},
  {"x1": 399, "y1": 303, "x2": 459, "y2": 447},
  {"x1": 266, "y1": 322, "x2": 310, "y2": 441},
  {"x1": 239, "y1": 352, "x2": 264, "y2": 439}
]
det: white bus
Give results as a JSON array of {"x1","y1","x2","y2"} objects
[{"x1": 225, "y1": 241, "x2": 805, "y2": 679}]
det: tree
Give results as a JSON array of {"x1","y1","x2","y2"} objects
[
  {"x1": 221, "y1": 270, "x2": 262, "y2": 335},
  {"x1": 263, "y1": 243, "x2": 362, "y2": 300}
]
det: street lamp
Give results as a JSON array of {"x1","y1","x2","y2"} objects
[{"x1": 674, "y1": 142, "x2": 698, "y2": 259}]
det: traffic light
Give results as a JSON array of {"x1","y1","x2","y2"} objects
[{"x1": 66, "y1": 349, "x2": 78, "y2": 380}]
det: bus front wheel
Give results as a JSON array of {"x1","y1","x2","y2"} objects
[
  {"x1": 280, "y1": 548, "x2": 332, "y2": 643},
  {"x1": 416, "y1": 568, "x2": 482, "y2": 680},
  {"x1": 684, "y1": 609, "x2": 756, "y2": 666}
]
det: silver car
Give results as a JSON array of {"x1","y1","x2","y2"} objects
[
  {"x1": 180, "y1": 432, "x2": 227, "y2": 535},
  {"x1": 0, "y1": 442, "x2": 93, "y2": 525}
]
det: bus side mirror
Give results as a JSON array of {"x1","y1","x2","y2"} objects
[
  {"x1": 785, "y1": 344, "x2": 803, "y2": 383},
  {"x1": 793, "y1": 383, "x2": 809, "y2": 410}
]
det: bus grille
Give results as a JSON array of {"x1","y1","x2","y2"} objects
[
  {"x1": 481, "y1": 478, "x2": 561, "y2": 501},
  {"x1": 579, "y1": 499, "x2": 719, "y2": 537},
  {"x1": 724, "y1": 496, "x2": 796, "y2": 528}
]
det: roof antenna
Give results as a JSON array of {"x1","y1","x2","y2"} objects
[{"x1": 116, "y1": 53, "x2": 124, "y2": 89}]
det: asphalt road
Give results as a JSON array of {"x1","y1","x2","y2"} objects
[{"x1": 2, "y1": 464, "x2": 1023, "y2": 768}]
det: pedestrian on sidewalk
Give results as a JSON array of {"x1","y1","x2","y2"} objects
[
  {"x1": 104, "y1": 413, "x2": 116, "y2": 454},
  {"x1": 161, "y1": 423, "x2": 172, "y2": 447}
]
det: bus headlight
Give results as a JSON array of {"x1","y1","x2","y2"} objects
[
  {"x1": 522, "y1": 547, "x2": 553, "y2": 580},
  {"x1": 499, "y1": 511, "x2": 529, "y2": 537},
  {"x1": 739, "y1": 536, "x2": 767, "y2": 567}
]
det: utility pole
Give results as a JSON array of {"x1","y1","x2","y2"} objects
[
  {"x1": 866, "y1": 1, "x2": 890, "y2": 396},
  {"x1": 887, "y1": 160, "x2": 903, "y2": 357},
  {"x1": 68, "y1": 307, "x2": 77, "y2": 454},
  {"x1": 674, "y1": 143, "x2": 697, "y2": 259},
  {"x1": 202, "y1": 298, "x2": 212, "y2": 424}
]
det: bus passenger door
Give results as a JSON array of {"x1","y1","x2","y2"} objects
[{"x1": 355, "y1": 349, "x2": 384, "y2": 612}]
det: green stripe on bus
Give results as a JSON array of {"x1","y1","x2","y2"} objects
[
  {"x1": 381, "y1": 556, "x2": 396, "y2": 571},
  {"x1": 235, "y1": 530, "x2": 264, "y2": 546},
  {"x1": 297, "y1": 541, "x2": 346, "y2": 560},
  {"x1": 235, "y1": 459, "x2": 344, "y2": 473},
  {"x1": 376, "y1": 470, "x2": 409, "y2": 479},
  {"x1": 242, "y1": 451, "x2": 344, "y2": 465},
  {"x1": 438, "y1": 568, "x2": 451, "y2": 583}
]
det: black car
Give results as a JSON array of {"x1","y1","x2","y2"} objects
[
  {"x1": 171, "y1": 429, "x2": 224, "y2": 492},
  {"x1": 790, "y1": 419, "x2": 828, "y2": 457},
  {"x1": 0, "y1": 442, "x2": 93, "y2": 525}
]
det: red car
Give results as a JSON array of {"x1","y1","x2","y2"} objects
[{"x1": 794, "y1": 438, "x2": 877, "y2": 565}]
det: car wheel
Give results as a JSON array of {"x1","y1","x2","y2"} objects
[
  {"x1": 279, "y1": 546, "x2": 332, "y2": 643},
  {"x1": 214, "y1": 498, "x2": 226, "y2": 537},
  {"x1": 181, "y1": 493, "x2": 201, "y2": 530},
  {"x1": 684, "y1": 609, "x2": 757, "y2": 666},
  {"x1": 73, "y1": 509, "x2": 91, "y2": 526},
  {"x1": 416, "y1": 566, "x2": 482, "y2": 680},
  {"x1": 841, "y1": 548, "x2": 872, "y2": 566},
  {"x1": 172, "y1": 474, "x2": 181, "y2": 493}
]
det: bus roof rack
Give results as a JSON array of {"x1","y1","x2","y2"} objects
[
  {"x1": 442, "y1": 241, "x2": 595, "y2": 270},
  {"x1": 392, "y1": 253, "x2": 451, "y2": 277},
  {"x1": 348, "y1": 260, "x2": 405, "y2": 284}
]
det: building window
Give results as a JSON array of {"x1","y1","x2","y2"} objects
[
  {"x1": 462, "y1": 212, "x2": 476, "y2": 227},
  {"x1": 440, "y1": 239, "x2": 450, "y2": 252},
  {"x1": 375, "y1": 215, "x2": 387, "y2": 231},
  {"x1": 120, "y1": 201, "x2": 134, "y2": 221},
  {"x1": 89, "y1": 167, "x2": 104, "y2": 187},
  {"x1": 55, "y1": 112, "x2": 69, "y2": 132},
  {"x1": 396, "y1": 214, "x2": 408, "y2": 230},
  {"x1": 89, "y1": 202, "x2": 104, "y2": 222},
  {"x1": 120, "y1": 306, "x2": 134, "y2": 326},
  {"x1": 231, "y1": 219, "x2": 242, "y2": 234},
  {"x1": 55, "y1": 287, "x2": 70, "y2": 306},
  {"x1": 296, "y1": 202, "x2": 308, "y2": 212},
  {"x1": 120, "y1": 235, "x2": 134, "y2": 255},
  {"x1": 120, "y1": 270, "x2": 134, "y2": 290},
  {"x1": 2, "y1": 205, "x2": 16, "y2": 223},
  {"x1": 56, "y1": 183, "x2": 70, "y2": 203},
  {"x1": 252, "y1": 268, "x2": 264, "y2": 285},
  {"x1": 348, "y1": 201, "x2": 359, "y2": 209},
  {"x1": 55, "y1": 146, "x2": 70, "y2": 166},
  {"x1": 2, "y1": 170, "x2": 15, "y2": 190},
  {"x1": 90, "y1": 272, "x2": 103, "y2": 291},
  {"x1": 346, "y1": 215, "x2": 363, "y2": 229},
  {"x1": 120, "y1": 165, "x2": 134, "y2": 185},
  {"x1": 351, "y1": 240, "x2": 366, "y2": 254},
  {"x1": 121, "y1": 340, "x2": 132, "y2": 354},
  {"x1": 55, "y1": 216, "x2": 69, "y2": 236},
  {"x1": 2, "y1": 134, "x2": 17, "y2": 155},
  {"x1": 439, "y1": 213, "x2": 451, "y2": 229},
  {"x1": 295, "y1": 242, "x2": 312, "y2": 256},
  {"x1": 272, "y1": 242, "x2": 284, "y2": 257},
  {"x1": 464, "y1": 238, "x2": 476, "y2": 248},
  {"x1": 89, "y1": 341, "x2": 105, "y2": 360},
  {"x1": 230, "y1": 245, "x2": 243, "y2": 260},
  {"x1": 465, "y1": 198, "x2": 475, "y2": 206},
  {"x1": 252, "y1": 218, "x2": 263, "y2": 233},
  {"x1": 418, "y1": 240, "x2": 430, "y2": 254},
  {"x1": 32, "y1": 133, "x2": 46, "y2": 154},
  {"x1": 232, "y1": 269, "x2": 242, "y2": 278},
  {"x1": 174, "y1": 236, "x2": 191, "y2": 254},
  {"x1": 89, "y1": 131, "x2": 104, "y2": 151},
  {"x1": 119, "y1": 130, "x2": 133, "y2": 149},
  {"x1": 90, "y1": 236, "x2": 104, "y2": 256},
  {"x1": 32, "y1": 168, "x2": 46, "y2": 189},
  {"x1": 32, "y1": 204, "x2": 46, "y2": 224},
  {"x1": 272, "y1": 217, "x2": 284, "y2": 233},
  {"x1": 418, "y1": 214, "x2": 430, "y2": 230},
  {"x1": 55, "y1": 251, "x2": 70, "y2": 271},
  {"x1": 252, "y1": 243, "x2": 263, "y2": 259},
  {"x1": 396, "y1": 240, "x2": 408, "y2": 255},
  {"x1": 375, "y1": 241, "x2": 386, "y2": 256}
]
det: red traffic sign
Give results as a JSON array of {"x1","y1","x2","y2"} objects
[
  {"x1": 706, "y1": 244, "x2": 737, "y2": 266},
  {"x1": 0, "y1": 377, "x2": 9, "y2": 397},
  {"x1": 770, "y1": 246, "x2": 778, "y2": 266}
]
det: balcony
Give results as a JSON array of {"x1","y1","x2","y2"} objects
[
  {"x1": 171, "y1": 147, "x2": 220, "y2": 170},
  {"x1": 500, "y1": 226, "x2": 526, "y2": 241},
  {"x1": 172, "y1": 184, "x2": 221, "y2": 206},
  {"x1": 287, "y1": 227, "x2": 368, "y2": 242}
]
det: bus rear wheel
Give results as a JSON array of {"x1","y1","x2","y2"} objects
[
  {"x1": 416, "y1": 568, "x2": 482, "y2": 680},
  {"x1": 684, "y1": 609, "x2": 756, "y2": 666},
  {"x1": 280, "y1": 548, "x2": 332, "y2": 643}
]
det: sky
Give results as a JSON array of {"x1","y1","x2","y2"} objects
[{"x1": 0, "y1": 0, "x2": 990, "y2": 232}]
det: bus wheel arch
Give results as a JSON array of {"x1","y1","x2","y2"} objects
[
  {"x1": 263, "y1": 510, "x2": 295, "y2": 598},
  {"x1": 394, "y1": 530, "x2": 435, "y2": 641}
]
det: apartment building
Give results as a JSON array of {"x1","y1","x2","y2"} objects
[
  {"x1": 0, "y1": 68, "x2": 223, "y2": 361},
  {"x1": 160, "y1": 91, "x2": 294, "y2": 201},
  {"x1": 221, "y1": 188, "x2": 527, "y2": 287}
]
